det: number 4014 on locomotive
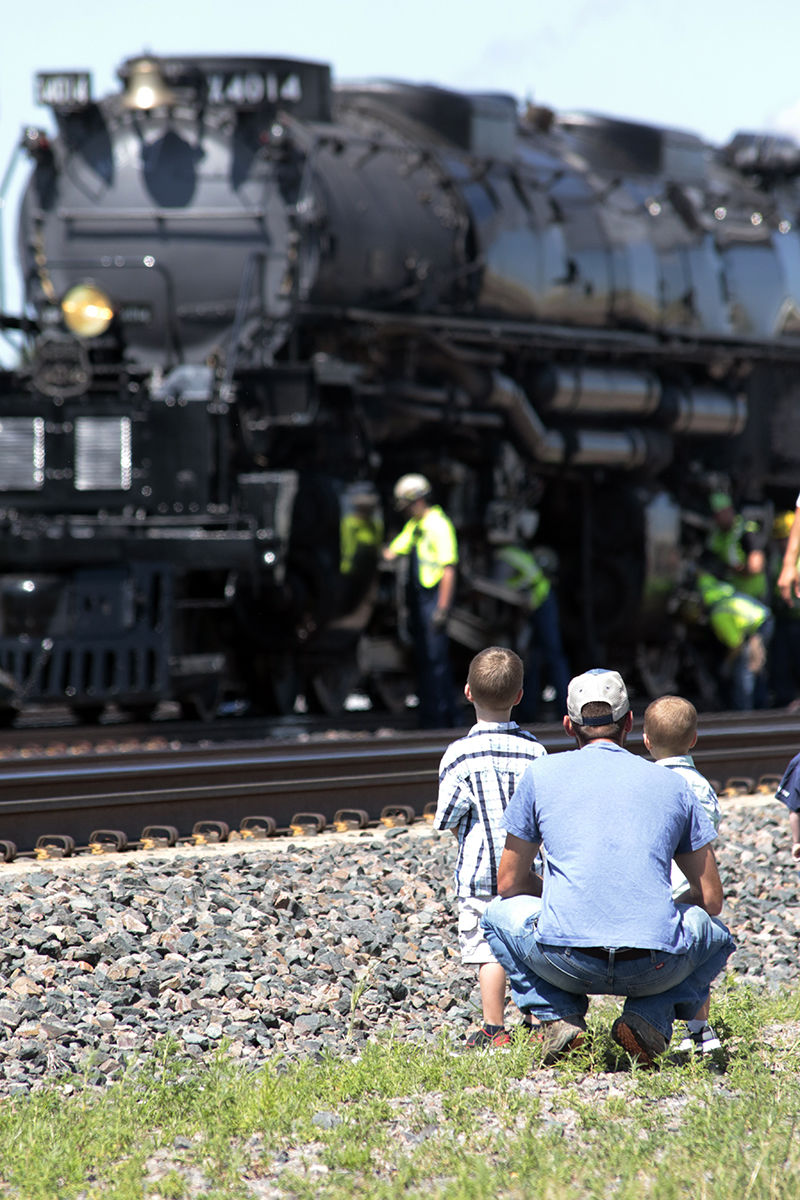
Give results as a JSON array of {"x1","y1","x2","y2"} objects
[{"x1": 0, "y1": 52, "x2": 798, "y2": 721}]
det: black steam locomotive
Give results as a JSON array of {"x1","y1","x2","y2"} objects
[{"x1": 1, "y1": 52, "x2": 799, "y2": 720}]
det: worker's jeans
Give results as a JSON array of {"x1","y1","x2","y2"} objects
[
  {"x1": 482, "y1": 895, "x2": 735, "y2": 1041},
  {"x1": 409, "y1": 585, "x2": 456, "y2": 728},
  {"x1": 729, "y1": 615, "x2": 774, "y2": 710},
  {"x1": 516, "y1": 590, "x2": 570, "y2": 721}
]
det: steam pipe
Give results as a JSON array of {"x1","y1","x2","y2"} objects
[{"x1": 488, "y1": 372, "x2": 673, "y2": 471}]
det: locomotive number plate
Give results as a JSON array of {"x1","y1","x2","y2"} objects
[
  {"x1": 35, "y1": 72, "x2": 91, "y2": 109},
  {"x1": 207, "y1": 71, "x2": 302, "y2": 109}
]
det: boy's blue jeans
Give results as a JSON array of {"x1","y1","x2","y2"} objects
[{"x1": 482, "y1": 895, "x2": 736, "y2": 1041}]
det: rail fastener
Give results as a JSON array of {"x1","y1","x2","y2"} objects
[
  {"x1": 140, "y1": 824, "x2": 180, "y2": 849},
  {"x1": 0, "y1": 839, "x2": 16, "y2": 863},
  {"x1": 756, "y1": 774, "x2": 782, "y2": 794},
  {"x1": 333, "y1": 808, "x2": 370, "y2": 832},
  {"x1": 233, "y1": 816, "x2": 277, "y2": 839},
  {"x1": 719, "y1": 777, "x2": 756, "y2": 797},
  {"x1": 88, "y1": 829, "x2": 129, "y2": 854},
  {"x1": 191, "y1": 820, "x2": 230, "y2": 845},
  {"x1": 34, "y1": 834, "x2": 75, "y2": 859},
  {"x1": 380, "y1": 804, "x2": 416, "y2": 827},
  {"x1": 289, "y1": 812, "x2": 327, "y2": 836}
]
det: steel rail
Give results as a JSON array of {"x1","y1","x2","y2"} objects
[{"x1": 0, "y1": 711, "x2": 794, "y2": 855}]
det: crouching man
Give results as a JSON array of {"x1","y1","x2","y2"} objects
[{"x1": 481, "y1": 668, "x2": 736, "y2": 1066}]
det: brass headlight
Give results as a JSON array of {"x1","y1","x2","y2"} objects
[{"x1": 61, "y1": 284, "x2": 114, "y2": 338}]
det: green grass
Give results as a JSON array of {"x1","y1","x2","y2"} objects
[{"x1": 1, "y1": 979, "x2": 800, "y2": 1198}]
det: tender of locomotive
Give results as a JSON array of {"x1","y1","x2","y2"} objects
[{"x1": 1, "y1": 52, "x2": 800, "y2": 719}]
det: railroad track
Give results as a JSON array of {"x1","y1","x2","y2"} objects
[{"x1": 0, "y1": 709, "x2": 794, "y2": 860}]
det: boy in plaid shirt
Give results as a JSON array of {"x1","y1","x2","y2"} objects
[{"x1": 434, "y1": 647, "x2": 546, "y2": 1046}]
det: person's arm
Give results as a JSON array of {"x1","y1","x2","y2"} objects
[
  {"x1": 497, "y1": 832, "x2": 543, "y2": 898},
  {"x1": 777, "y1": 508, "x2": 800, "y2": 603},
  {"x1": 745, "y1": 547, "x2": 766, "y2": 579},
  {"x1": 432, "y1": 759, "x2": 468, "y2": 832},
  {"x1": 673, "y1": 842, "x2": 724, "y2": 914},
  {"x1": 437, "y1": 563, "x2": 456, "y2": 613},
  {"x1": 790, "y1": 810, "x2": 800, "y2": 861},
  {"x1": 382, "y1": 518, "x2": 415, "y2": 563}
]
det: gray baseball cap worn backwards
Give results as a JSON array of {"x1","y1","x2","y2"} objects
[{"x1": 567, "y1": 668, "x2": 630, "y2": 726}]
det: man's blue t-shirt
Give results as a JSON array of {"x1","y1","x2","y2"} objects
[
  {"x1": 502, "y1": 741, "x2": 718, "y2": 954},
  {"x1": 776, "y1": 753, "x2": 800, "y2": 813}
]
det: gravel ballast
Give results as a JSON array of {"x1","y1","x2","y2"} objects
[{"x1": 0, "y1": 795, "x2": 796, "y2": 1097}]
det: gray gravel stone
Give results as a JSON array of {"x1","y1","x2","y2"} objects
[{"x1": 0, "y1": 797, "x2": 794, "y2": 1096}]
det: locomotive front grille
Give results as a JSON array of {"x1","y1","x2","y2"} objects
[
  {"x1": 0, "y1": 418, "x2": 45, "y2": 490},
  {"x1": 74, "y1": 417, "x2": 132, "y2": 491}
]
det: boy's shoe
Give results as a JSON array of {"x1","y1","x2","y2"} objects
[
  {"x1": 611, "y1": 1013, "x2": 667, "y2": 1068},
  {"x1": 465, "y1": 1026, "x2": 511, "y2": 1048},
  {"x1": 675, "y1": 1023, "x2": 722, "y2": 1054},
  {"x1": 539, "y1": 1016, "x2": 586, "y2": 1065}
]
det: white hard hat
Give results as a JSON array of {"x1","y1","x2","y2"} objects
[{"x1": 393, "y1": 473, "x2": 431, "y2": 509}]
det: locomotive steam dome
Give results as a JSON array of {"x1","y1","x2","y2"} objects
[{"x1": 18, "y1": 55, "x2": 334, "y2": 366}]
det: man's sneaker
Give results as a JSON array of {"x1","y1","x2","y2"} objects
[
  {"x1": 539, "y1": 1016, "x2": 586, "y2": 1065},
  {"x1": 465, "y1": 1026, "x2": 511, "y2": 1048},
  {"x1": 518, "y1": 1020, "x2": 541, "y2": 1039},
  {"x1": 675, "y1": 1023, "x2": 722, "y2": 1054},
  {"x1": 612, "y1": 1013, "x2": 667, "y2": 1068}
]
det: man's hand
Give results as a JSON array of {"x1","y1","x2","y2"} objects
[
  {"x1": 430, "y1": 607, "x2": 449, "y2": 632},
  {"x1": 777, "y1": 510, "x2": 800, "y2": 604},
  {"x1": 778, "y1": 561, "x2": 800, "y2": 605},
  {"x1": 746, "y1": 634, "x2": 766, "y2": 673},
  {"x1": 673, "y1": 843, "x2": 723, "y2": 914},
  {"x1": 498, "y1": 834, "x2": 542, "y2": 897}
]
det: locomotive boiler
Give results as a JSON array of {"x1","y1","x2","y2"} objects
[{"x1": 1, "y1": 51, "x2": 800, "y2": 720}]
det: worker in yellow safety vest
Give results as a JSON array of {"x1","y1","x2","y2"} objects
[
  {"x1": 696, "y1": 571, "x2": 773, "y2": 710},
  {"x1": 383, "y1": 473, "x2": 458, "y2": 727},
  {"x1": 495, "y1": 542, "x2": 569, "y2": 722},
  {"x1": 706, "y1": 492, "x2": 767, "y2": 600}
]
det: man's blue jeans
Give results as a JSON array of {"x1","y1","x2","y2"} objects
[
  {"x1": 482, "y1": 895, "x2": 736, "y2": 1041},
  {"x1": 408, "y1": 585, "x2": 456, "y2": 728}
]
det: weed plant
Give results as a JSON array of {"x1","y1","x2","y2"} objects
[{"x1": 1, "y1": 978, "x2": 799, "y2": 1199}]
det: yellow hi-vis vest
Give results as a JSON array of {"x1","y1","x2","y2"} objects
[
  {"x1": 704, "y1": 584, "x2": 770, "y2": 650},
  {"x1": 388, "y1": 505, "x2": 458, "y2": 589},
  {"x1": 708, "y1": 517, "x2": 767, "y2": 599},
  {"x1": 496, "y1": 545, "x2": 551, "y2": 611},
  {"x1": 340, "y1": 514, "x2": 383, "y2": 574}
]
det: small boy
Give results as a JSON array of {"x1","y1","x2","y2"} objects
[
  {"x1": 643, "y1": 695, "x2": 723, "y2": 1054},
  {"x1": 434, "y1": 646, "x2": 547, "y2": 1047},
  {"x1": 774, "y1": 753, "x2": 800, "y2": 866}
]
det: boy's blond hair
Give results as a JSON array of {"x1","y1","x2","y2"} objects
[
  {"x1": 467, "y1": 646, "x2": 523, "y2": 710},
  {"x1": 643, "y1": 694, "x2": 697, "y2": 757}
]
